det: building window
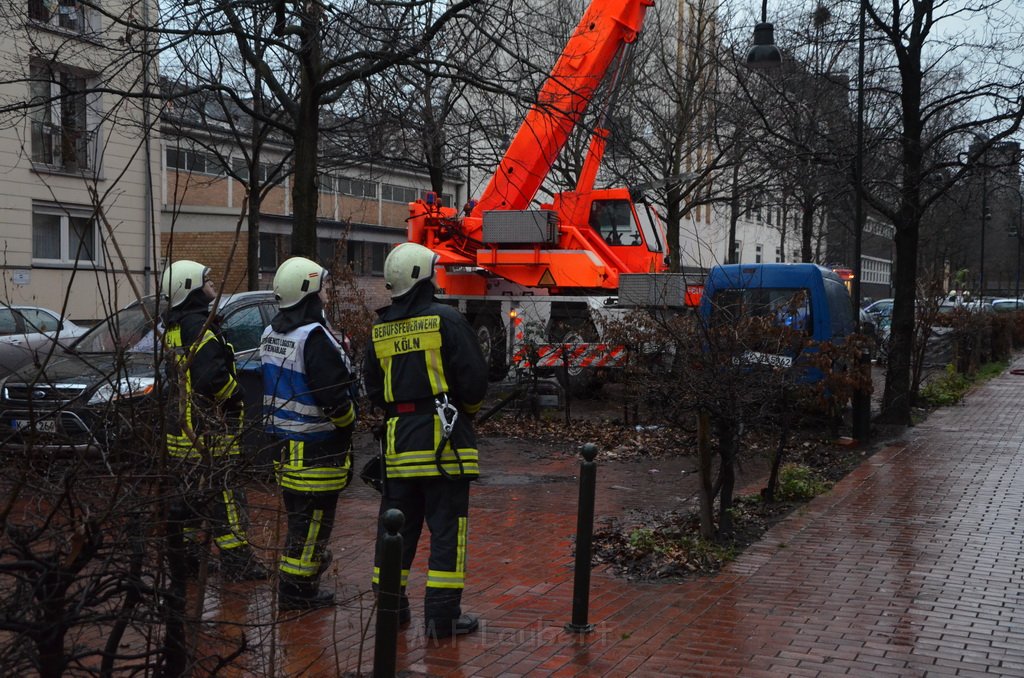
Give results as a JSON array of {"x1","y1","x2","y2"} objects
[
  {"x1": 326, "y1": 176, "x2": 377, "y2": 198},
  {"x1": 166, "y1": 147, "x2": 226, "y2": 176},
  {"x1": 32, "y1": 203, "x2": 101, "y2": 266},
  {"x1": 259, "y1": 233, "x2": 279, "y2": 272},
  {"x1": 755, "y1": 244, "x2": 763, "y2": 263},
  {"x1": 382, "y1": 183, "x2": 422, "y2": 204},
  {"x1": 234, "y1": 157, "x2": 273, "y2": 183},
  {"x1": 775, "y1": 246, "x2": 782, "y2": 263},
  {"x1": 861, "y1": 256, "x2": 892, "y2": 285},
  {"x1": 345, "y1": 241, "x2": 391, "y2": 275},
  {"x1": 29, "y1": 63, "x2": 96, "y2": 172},
  {"x1": 28, "y1": 0, "x2": 95, "y2": 33},
  {"x1": 730, "y1": 240, "x2": 742, "y2": 263},
  {"x1": 370, "y1": 243, "x2": 388, "y2": 274},
  {"x1": 318, "y1": 237, "x2": 345, "y2": 267}
]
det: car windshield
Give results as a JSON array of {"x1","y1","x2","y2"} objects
[{"x1": 73, "y1": 304, "x2": 158, "y2": 354}]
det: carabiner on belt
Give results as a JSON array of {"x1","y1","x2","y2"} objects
[
  {"x1": 433, "y1": 394, "x2": 462, "y2": 479},
  {"x1": 434, "y1": 393, "x2": 459, "y2": 437}
]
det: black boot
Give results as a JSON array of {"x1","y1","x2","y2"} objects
[
  {"x1": 426, "y1": 614, "x2": 479, "y2": 639},
  {"x1": 279, "y1": 579, "x2": 335, "y2": 611},
  {"x1": 279, "y1": 589, "x2": 335, "y2": 611},
  {"x1": 220, "y1": 547, "x2": 270, "y2": 582}
]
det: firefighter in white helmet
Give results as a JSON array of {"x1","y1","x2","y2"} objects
[
  {"x1": 160, "y1": 259, "x2": 268, "y2": 582},
  {"x1": 260, "y1": 256, "x2": 357, "y2": 611},
  {"x1": 363, "y1": 242, "x2": 488, "y2": 638}
]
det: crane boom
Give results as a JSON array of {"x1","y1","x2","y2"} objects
[{"x1": 472, "y1": 0, "x2": 654, "y2": 216}]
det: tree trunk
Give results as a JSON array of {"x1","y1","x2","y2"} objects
[
  {"x1": 880, "y1": 55, "x2": 925, "y2": 426},
  {"x1": 763, "y1": 394, "x2": 790, "y2": 502},
  {"x1": 247, "y1": 188, "x2": 261, "y2": 289},
  {"x1": 728, "y1": 163, "x2": 740, "y2": 263},
  {"x1": 290, "y1": 10, "x2": 323, "y2": 258},
  {"x1": 716, "y1": 418, "x2": 737, "y2": 537},
  {"x1": 697, "y1": 410, "x2": 714, "y2": 538},
  {"x1": 801, "y1": 204, "x2": 813, "y2": 263}
]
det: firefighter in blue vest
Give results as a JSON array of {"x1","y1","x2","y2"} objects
[
  {"x1": 260, "y1": 256, "x2": 356, "y2": 611},
  {"x1": 364, "y1": 242, "x2": 488, "y2": 638},
  {"x1": 161, "y1": 259, "x2": 268, "y2": 582}
]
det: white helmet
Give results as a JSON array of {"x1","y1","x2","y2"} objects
[
  {"x1": 384, "y1": 243, "x2": 438, "y2": 298},
  {"x1": 274, "y1": 256, "x2": 327, "y2": 309},
  {"x1": 161, "y1": 260, "x2": 210, "y2": 309}
]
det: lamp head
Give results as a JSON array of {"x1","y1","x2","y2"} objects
[{"x1": 746, "y1": 22, "x2": 782, "y2": 69}]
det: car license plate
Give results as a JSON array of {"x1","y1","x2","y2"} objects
[{"x1": 13, "y1": 418, "x2": 58, "y2": 433}]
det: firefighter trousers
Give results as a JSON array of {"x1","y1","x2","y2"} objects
[
  {"x1": 279, "y1": 490, "x2": 339, "y2": 596},
  {"x1": 167, "y1": 454, "x2": 252, "y2": 555},
  {"x1": 373, "y1": 477, "x2": 470, "y2": 624}
]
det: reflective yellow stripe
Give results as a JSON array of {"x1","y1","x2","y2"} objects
[
  {"x1": 385, "y1": 417, "x2": 398, "y2": 455},
  {"x1": 425, "y1": 347, "x2": 448, "y2": 394},
  {"x1": 385, "y1": 460, "x2": 479, "y2": 479},
  {"x1": 330, "y1": 402, "x2": 355, "y2": 428},
  {"x1": 426, "y1": 569, "x2": 464, "y2": 589},
  {"x1": 277, "y1": 440, "x2": 352, "y2": 492},
  {"x1": 457, "y1": 517, "x2": 467, "y2": 573},
  {"x1": 302, "y1": 510, "x2": 323, "y2": 564},
  {"x1": 463, "y1": 400, "x2": 483, "y2": 415},
  {"x1": 372, "y1": 567, "x2": 410, "y2": 587},
  {"x1": 382, "y1": 355, "x2": 393, "y2": 402},
  {"x1": 280, "y1": 509, "x2": 324, "y2": 578},
  {"x1": 213, "y1": 374, "x2": 238, "y2": 401},
  {"x1": 383, "y1": 447, "x2": 480, "y2": 478},
  {"x1": 289, "y1": 440, "x2": 304, "y2": 467}
]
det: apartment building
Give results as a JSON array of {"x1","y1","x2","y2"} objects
[{"x1": 0, "y1": 0, "x2": 160, "y2": 322}]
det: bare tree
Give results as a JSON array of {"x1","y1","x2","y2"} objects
[
  {"x1": 154, "y1": 0, "x2": 485, "y2": 258},
  {"x1": 850, "y1": 0, "x2": 1024, "y2": 424}
]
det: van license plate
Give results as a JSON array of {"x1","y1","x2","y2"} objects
[{"x1": 14, "y1": 418, "x2": 58, "y2": 433}]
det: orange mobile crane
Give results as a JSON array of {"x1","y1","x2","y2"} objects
[{"x1": 406, "y1": 0, "x2": 695, "y2": 386}]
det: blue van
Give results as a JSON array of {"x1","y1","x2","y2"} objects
[{"x1": 698, "y1": 263, "x2": 857, "y2": 379}]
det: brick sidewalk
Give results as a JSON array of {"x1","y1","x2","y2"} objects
[{"x1": 208, "y1": 360, "x2": 1024, "y2": 676}]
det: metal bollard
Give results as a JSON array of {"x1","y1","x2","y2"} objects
[
  {"x1": 565, "y1": 443, "x2": 597, "y2": 634},
  {"x1": 374, "y1": 509, "x2": 404, "y2": 678},
  {"x1": 852, "y1": 349, "x2": 872, "y2": 442}
]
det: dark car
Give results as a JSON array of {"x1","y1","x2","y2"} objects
[{"x1": 0, "y1": 291, "x2": 279, "y2": 460}]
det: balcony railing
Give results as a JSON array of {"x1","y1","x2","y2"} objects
[{"x1": 31, "y1": 121, "x2": 94, "y2": 171}]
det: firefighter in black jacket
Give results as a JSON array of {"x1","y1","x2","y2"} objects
[
  {"x1": 364, "y1": 242, "x2": 488, "y2": 638},
  {"x1": 260, "y1": 257, "x2": 357, "y2": 611},
  {"x1": 161, "y1": 259, "x2": 268, "y2": 581}
]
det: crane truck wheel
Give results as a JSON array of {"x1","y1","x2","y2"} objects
[
  {"x1": 473, "y1": 315, "x2": 508, "y2": 381},
  {"x1": 549, "y1": 318, "x2": 602, "y2": 398}
]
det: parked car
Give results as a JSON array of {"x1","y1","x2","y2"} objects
[
  {"x1": 0, "y1": 305, "x2": 88, "y2": 379},
  {"x1": 0, "y1": 292, "x2": 279, "y2": 459},
  {"x1": 990, "y1": 298, "x2": 1024, "y2": 313},
  {"x1": 863, "y1": 298, "x2": 894, "y2": 324}
]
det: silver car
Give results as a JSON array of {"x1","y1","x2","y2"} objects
[{"x1": 0, "y1": 304, "x2": 87, "y2": 379}]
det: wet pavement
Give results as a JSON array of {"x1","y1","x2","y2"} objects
[{"x1": 202, "y1": 358, "x2": 1024, "y2": 676}]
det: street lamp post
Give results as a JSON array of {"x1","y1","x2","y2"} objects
[
  {"x1": 736, "y1": 0, "x2": 782, "y2": 264},
  {"x1": 979, "y1": 169, "x2": 988, "y2": 297},
  {"x1": 1014, "y1": 188, "x2": 1022, "y2": 301},
  {"x1": 851, "y1": 0, "x2": 866, "y2": 311}
]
